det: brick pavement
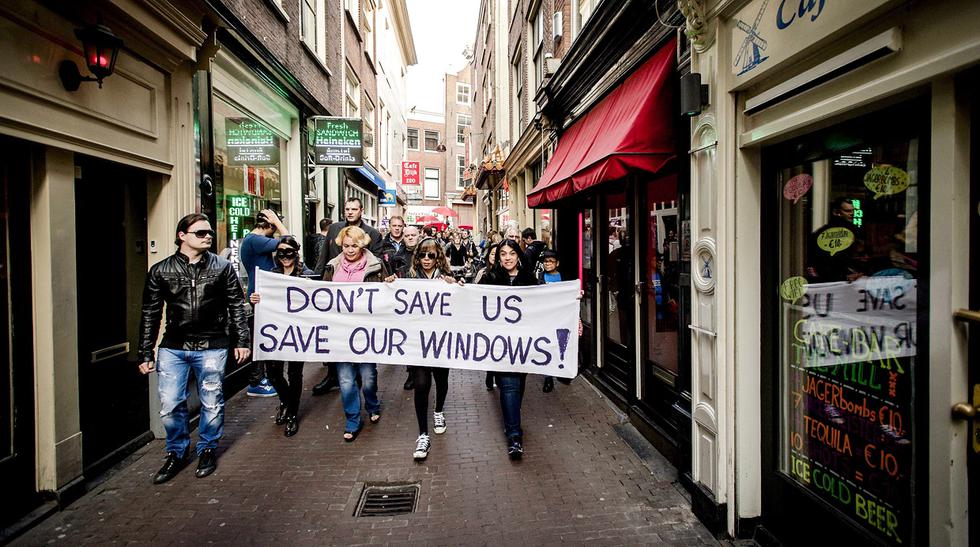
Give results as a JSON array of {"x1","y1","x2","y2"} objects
[{"x1": 15, "y1": 366, "x2": 719, "y2": 546}]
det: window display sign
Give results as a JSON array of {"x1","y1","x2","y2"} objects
[
  {"x1": 226, "y1": 194, "x2": 254, "y2": 241},
  {"x1": 380, "y1": 186, "x2": 397, "y2": 207},
  {"x1": 225, "y1": 118, "x2": 280, "y2": 165},
  {"x1": 402, "y1": 161, "x2": 420, "y2": 185},
  {"x1": 312, "y1": 117, "x2": 363, "y2": 166},
  {"x1": 775, "y1": 130, "x2": 920, "y2": 545}
]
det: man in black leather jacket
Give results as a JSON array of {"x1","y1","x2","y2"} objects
[{"x1": 138, "y1": 213, "x2": 251, "y2": 484}]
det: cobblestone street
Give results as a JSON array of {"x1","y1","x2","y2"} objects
[{"x1": 15, "y1": 366, "x2": 718, "y2": 546}]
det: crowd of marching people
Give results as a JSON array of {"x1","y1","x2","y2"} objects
[{"x1": 137, "y1": 199, "x2": 573, "y2": 484}]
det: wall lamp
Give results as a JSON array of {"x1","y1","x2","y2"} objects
[
  {"x1": 59, "y1": 19, "x2": 123, "y2": 91},
  {"x1": 680, "y1": 72, "x2": 709, "y2": 116}
]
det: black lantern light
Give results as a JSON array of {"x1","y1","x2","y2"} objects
[
  {"x1": 680, "y1": 72, "x2": 710, "y2": 117},
  {"x1": 59, "y1": 19, "x2": 123, "y2": 91}
]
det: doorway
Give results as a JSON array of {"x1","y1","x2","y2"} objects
[
  {"x1": 963, "y1": 71, "x2": 979, "y2": 547},
  {"x1": 0, "y1": 137, "x2": 37, "y2": 526},
  {"x1": 74, "y1": 155, "x2": 151, "y2": 473}
]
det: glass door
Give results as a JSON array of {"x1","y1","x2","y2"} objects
[
  {"x1": 762, "y1": 100, "x2": 928, "y2": 546},
  {"x1": 599, "y1": 187, "x2": 634, "y2": 394}
]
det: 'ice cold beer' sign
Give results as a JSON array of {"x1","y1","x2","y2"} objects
[{"x1": 252, "y1": 270, "x2": 580, "y2": 378}]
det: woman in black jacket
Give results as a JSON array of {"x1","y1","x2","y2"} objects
[
  {"x1": 248, "y1": 236, "x2": 313, "y2": 437},
  {"x1": 479, "y1": 239, "x2": 539, "y2": 459}
]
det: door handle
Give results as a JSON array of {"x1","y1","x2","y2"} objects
[
  {"x1": 953, "y1": 308, "x2": 980, "y2": 323},
  {"x1": 91, "y1": 342, "x2": 130, "y2": 363},
  {"x1": 952, "y1": 402, "x2": 977, "y2": 419}
]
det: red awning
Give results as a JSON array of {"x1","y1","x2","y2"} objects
[{"x1": 527, "y1": 39, "x2": 676, "y2": 208}]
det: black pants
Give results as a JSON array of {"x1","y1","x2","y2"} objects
[
  {"x1": 413, "y1": 367, "x2": 449, "y2": 435},
  {"x1": 267, "y1": 361, "x2": 303, "y2": 417}
]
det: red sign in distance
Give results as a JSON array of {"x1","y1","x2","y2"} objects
[{"x1": 402, "y1": 161, "x2": 420, "y2": 185}]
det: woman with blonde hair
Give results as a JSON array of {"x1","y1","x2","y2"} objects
[
  {"x1": 385, "y1": 237, "x2": 460, "y2": 460},
  {"x1": 322, "y1": 225, "x2": 389, "y2": 441}
]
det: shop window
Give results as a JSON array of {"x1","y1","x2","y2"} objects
[
  {"x1": 212, "y1": 96, "x2": 285, "y2": 286},
  {"x1": 407, "y1": 128, "x2": 419, "y2": 150},
  {"x1": 456, "y1": 83, "x2": 471, "y2": 105},
  {"x1": 424, "y1": 130, "x2": 440, "y2": 152},
  {"x1": 424, "y1": 168, "x2": 440, "y2": 199},
  {"x1": 456, "y1": 114, "x2": 470, "y2": 145},
  {"x1": 771, "y1": 111, "x2": 922, "y2": 545}
]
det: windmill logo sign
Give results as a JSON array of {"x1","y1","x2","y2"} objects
[{"x1": 734, "y1": 0, "x2": 770, "y2": 76}]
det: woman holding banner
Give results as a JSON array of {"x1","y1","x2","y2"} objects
[
  {"x1": 479, "y1": 239, "x2": 539, "y2": 460},
  {"x1": 473, "y1": 243, "x2": 499, "y2": 391},
  {"x1": 248, "y1": 236, "x2": 313, "y2": 437},
  {"x1": 321, "y1": 226, "x2": 389, "y2": 441},
  {"x1": 385, "y1": 237, "x2": 460, "y2": 460}
]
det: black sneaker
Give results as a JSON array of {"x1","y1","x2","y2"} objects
[
  {"x1": 275, "y1": 403, "x2": 288, "y2": 425},
  {"x1": 284, "y1": 416, "x2": 299, "y2": 437},
  {"x1": 404, "y1": 376, "x2": 415, "y2": 390},
  {"x1": 542, "y1": 377, "x2": 554, "y2": 393},
  {"x1": 413, "y1": 434, "x2": 431, "y2": 460},
  {"x1": 507, "y1": 438, "x2": 523, "y2": 460},
  {"x1": 195, "y1": 448, "x2": 218, "y2": 478},
  {"x1": 153, "y1": 451, "x2": 188, "y2": 484}
]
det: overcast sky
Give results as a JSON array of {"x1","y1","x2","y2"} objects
[{"x1": 405, "y1": 0, "x2": 480, "y2": 114}]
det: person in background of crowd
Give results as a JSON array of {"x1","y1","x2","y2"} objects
[
  {"x1": 240, "y1": 209, "x2": 289, "y2": 398},
  {"x1": 536, "y1": 249, "x2": 569, "y2": 393},
  {"x1": 248, "y1": 236, "x2": 312, "y2": 437},
  {"x1": 479, "y1": 239, "x2": 539, "y2": 459},
  {"x1": 379, "y1": 215, "x2": 406, "y2": 269},
  {"x1": 521, "y1": 228, "x2": 547, "y2": 274},
  {"x1": 138, "y1": 213, "x2": 251, "y2": 483},
  {"x1": 321, "y1": 226, "x2": 388, "y2": 441},
  {"x1": 446, "y1": 230, "x2": 469, "y2": 271},
  {"x1": 307, "y1": 218, "x2": 331, "y2": 271},
  {"x1": 385, "y1": 237, "x2": 461, "y2": 460},
  {"x1": 312, "y1": 198, "x2": 384, "y2": 396},
  {"x1": 391, "y1": 225, "x2": 421, "y2": 391}
]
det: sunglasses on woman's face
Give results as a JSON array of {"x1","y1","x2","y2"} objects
[
  {"x1": 419, "y1": 251, "x2": 438, "y2": 260},
  {"x1": 187, "y1": 229, "x2": 215, "y2": 239},
  {"x1": 275, "y1": 249, "x2": 297, "y2": 259}
]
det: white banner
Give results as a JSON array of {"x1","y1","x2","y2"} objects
[{"x1": 252, "y1": 270, "x2": 579, "y2": 378}]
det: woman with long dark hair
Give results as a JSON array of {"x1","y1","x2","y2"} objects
[
  {"x1": 248, "y1": 236, "x2": 313, "y2": 437},
  {"x1": 385, "y1": 237, "x2": 460, "y2": 460},
  {"x1": 479, "y1": 239, "x2": 539, "y2": 459}
]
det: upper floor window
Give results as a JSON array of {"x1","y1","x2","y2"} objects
[
  {"x1": 532, "y1": 7, "x2": 545, "y2": 90},
  {"x1": 407, "y1": 128, "x2": 419, "y2": 150},
  {"x1": 456, "y1": 83, "x2": 471, "y2": 105},
  {"x1": 424, "y1": 130, "x2": 440, "y2": 152},
  {"x1": 456, "y1": 114, "x2": 471, "y2": 145},
  {"x1": 364, "y1": 0, "x2": 375, "y2": 63},
  {"x1": 345, "y1": 0, "x2": 360, "y2": 27},
  {"x1": 345, "y1": 67, "x2": 360, "y2": 118},
  {"x1": 424, "y1": 168, "x2": 440, "y2": 199},
  {"x1": 575, "y1": 0, "x2": 602, "y2": 36},
  {"x1": 364, "y1": 99, "x2": 376, "y2": 166}
]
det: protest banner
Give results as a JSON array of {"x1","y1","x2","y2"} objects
[{"x1": 251, "y1": 270, "x2": 579, "y2": 378}]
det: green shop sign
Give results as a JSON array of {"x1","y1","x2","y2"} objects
[
  {"x1": 226, "y1": 195, "x2": 254, "y2": 241},
  {"x1": 225, "y1": 118, "x2": 280, "y2": 166},
  {"x1": 312, "y1": 116, "x2": 363, "y2": 167}
]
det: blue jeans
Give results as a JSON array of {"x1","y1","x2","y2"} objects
[
  {"x1": 497, "y1": 372, "x2": 526, "y2": 439},
  {"x1": 156, "y1": 348, "x2": 227, "y2": 456},
  {"x1": 336, "y1": 362, "x2": 380, "y2": 432}
]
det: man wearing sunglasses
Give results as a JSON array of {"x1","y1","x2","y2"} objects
[
  {"x1": 138, "y1": 213, "x2": 251, "y2": 484},
  {"x1": 240, "y1": 209, "x2": 290, "y2": 398}
]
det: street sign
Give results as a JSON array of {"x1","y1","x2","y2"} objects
[{"x1": 312, "y1": 116, "x2": 363, "y2": 166}]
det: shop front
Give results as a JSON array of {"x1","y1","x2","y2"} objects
[
  {"x1": 682, "y1": 0, "x2": 980, "y2": 542},
  {"x1": 530, "y1": 37, "x2": 694, "y2": 466}
]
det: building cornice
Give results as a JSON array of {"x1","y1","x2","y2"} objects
[{"x1": 389, "y1": 0, "x2": 418, "y2": 66}]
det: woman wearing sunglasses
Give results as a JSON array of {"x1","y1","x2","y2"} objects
[
  {"x1": 248, "y1": 236, "x2": 313, "y2": 437},
  {"x1": 479, "y1": 239, "x2": 540, "y2": 460},
  {"x1": 322, "y1": 225, "x2": 389, "y2": 441},
  {"x1": 385, "y1": 238, "x2": 460, "y2": 460}
]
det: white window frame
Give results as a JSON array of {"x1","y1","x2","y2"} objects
[
  {"x1": 407, "y1": 128, "x2": 419, "y2": 151},
  {"x1": 513, "y1": 51, "x2": 525, "y2": 139},
  {"x1": 345, "y1": 0, "x2": 360, "y2": 28},
  {"x1": 456, "y1": 114, "x2": 471, "y2": 146},
  {"x1": 456, "y1": 155, "x2": 466, "y2": 189},
  {"x1": 364, "y1": 98, "x2": 376, "y2": 166},
  {"x1": 364, "y1": 0, "x2": 375, "y2": 65},
  {"x1": 424, "y1": 168, "x2": 440, "y2": 199},
  {"x1": 424, "y1": 130, "x2": 440, "y2": 152},
  {"x1": 345, "y1": 67, "x2": 360, "y2": 118},
  {"x1": 456, "y1": 83, "x2": 471, "y2": 105},
  {"x1": 574, "y1": 0, "x2": 601, "y2": 37},
  {"x1": 532, "y1": 7, "x2": 544, "y2": 91}
]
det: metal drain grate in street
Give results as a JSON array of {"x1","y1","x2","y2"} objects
[{"x1": 354, "y1": 483, "x2": 420, "y2": 517}]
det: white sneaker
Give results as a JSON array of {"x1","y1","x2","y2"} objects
[
  {"x1": 433, "y1": 412, "x2": 447, "y2": 435},
  {"x1": 413, "y1": 434, "x2": 431, "y2": 460}
]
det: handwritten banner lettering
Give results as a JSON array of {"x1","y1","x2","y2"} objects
[{"x1": 252, "y1": 270, "x2": 579, "y2": 378}]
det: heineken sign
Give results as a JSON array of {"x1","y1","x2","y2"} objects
[
  {"x1": 312, "y1": 117, "x2": 363, "y2": 166},
  {"x1": 225, "y1": 118, "x2": 280, "y2": 166}
]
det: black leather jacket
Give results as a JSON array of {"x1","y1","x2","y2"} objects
[{"x1": 139, "y1": 251, "x2": 250, "y2": 362}]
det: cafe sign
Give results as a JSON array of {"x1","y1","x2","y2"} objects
[
  {"x1": 225, "y1": 118, "x2": 280, "y2": 166},
  {"x1": 402, "y1": 161, "x2": 420, "y2": 185},
  {"x1": 312, "y1": 116, "x2": 363, "y2": 166},
  {"x1": 729, "y1": 0, "x2": 896, "y2": 90}
]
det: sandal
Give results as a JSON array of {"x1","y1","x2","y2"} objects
[
  {"x1": 343, "y1": 425, "x2": 362, "y2": 442},
  {"x1": 369, "y1": 413, "x2": 381, "y2": 424}
]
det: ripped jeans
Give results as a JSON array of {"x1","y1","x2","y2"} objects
[{"x1": 156, "y1": 348, "x2": 227, "y2": 456}]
